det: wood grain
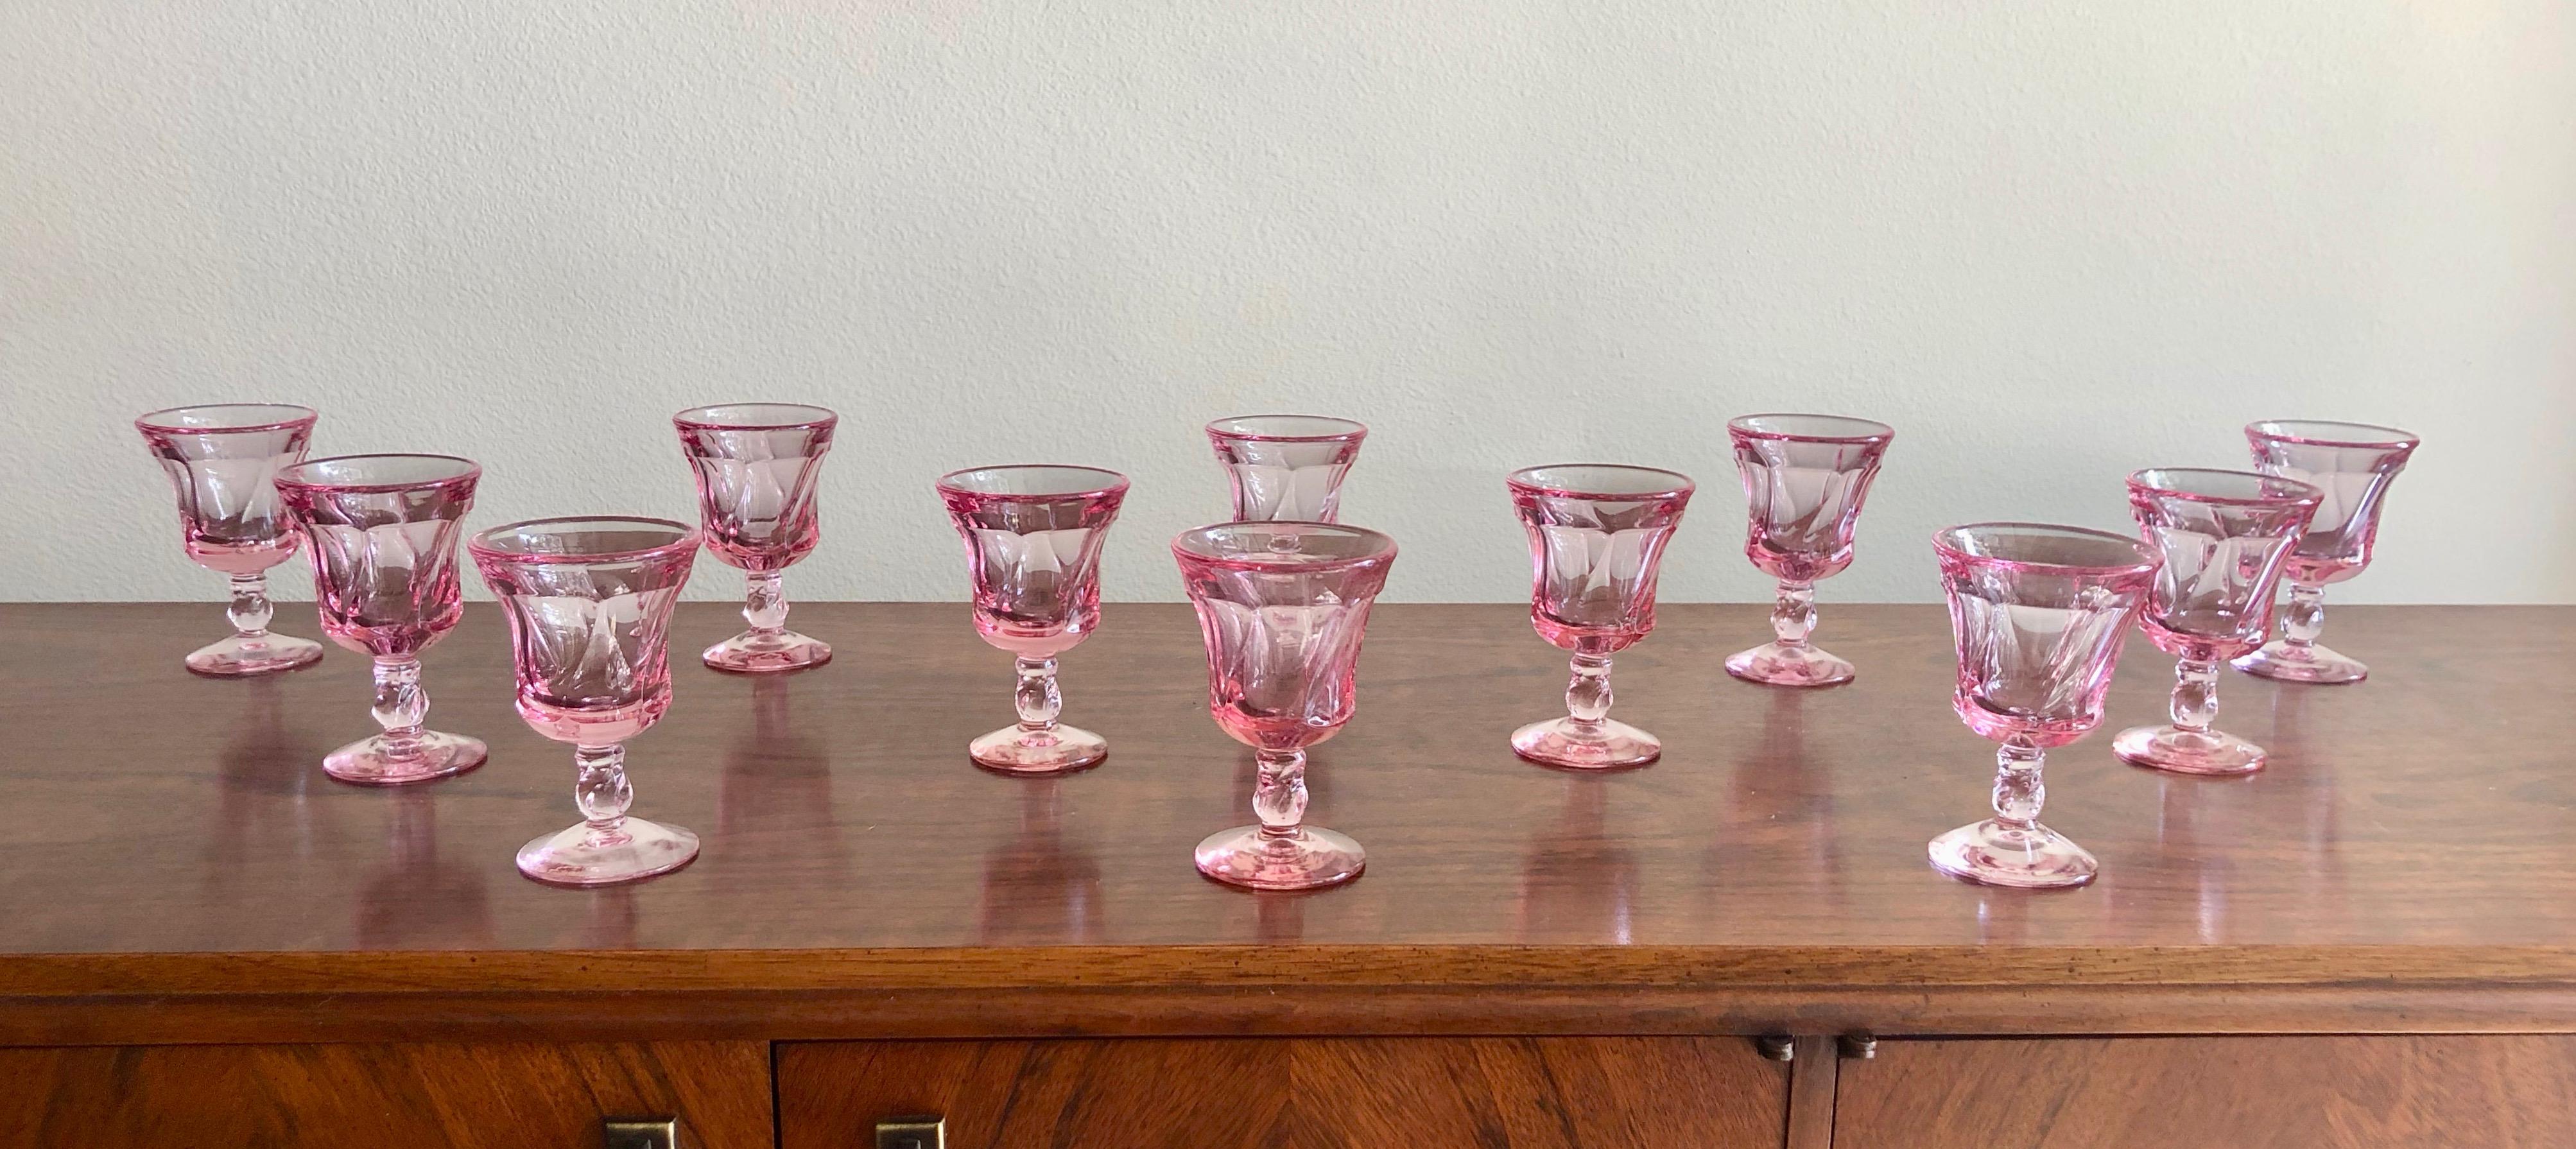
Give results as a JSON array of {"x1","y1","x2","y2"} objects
[
  {"x1": 0, "y1": 1042, "x2": 773, "y2": 1148},
  {"x1": 4, "y1": 602, "x2": 2574, "y2": 1041},
  {"x1": 18, "y1": 981, "x2": 2576, "y2": 1047},
  {"x1": 777, "y1": 1037, "x2": 1786, "y2": 1148},
  {"x1": 1834, "y1": 1036, "x2": 2576, "y2": 1148}
]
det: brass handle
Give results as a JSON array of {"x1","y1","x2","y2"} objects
[
  {"x1": 1838, "y1": 1032, "x2": 1878, "y2": 1060},
  {"x1": 603, "y1": 1118, "x2": 681, "y2": 1149},
  {"x1": 877, "y1": 1116, "x2": 946, "y2": 1149}
]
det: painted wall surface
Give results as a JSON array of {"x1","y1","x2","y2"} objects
[{"x1": 5, "y1": 2, "x2": 2571, "y2": 605}]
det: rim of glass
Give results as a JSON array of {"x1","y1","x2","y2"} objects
[
  {"x1": 1505, "y1": 463, "x2": 1696, "y2": 500},
  {"x1": 673, "y1": 402, "x2": 840, "y2": 431},
  {"x1": 275, "y1": 453, "x2": 481, "y2": 492},
  {"x1": 468, "y1": 515, "x2": 700, "y2": 564},
  {"x1": 2127, "y1": 467, "x2": 2322, "y2": 507},
  {"x1": 134, "y1": 403, "x2": 319, "y2": 434},
  {"x1": 935, "y1": 464, "x2": 1130, "y2": 501},
  {"x1": 1205, "y1": 414, "x2": 1369, "y2": 442},
  {"x1": 1170, "y1": 520, "x2": 1399, "y2": 569},
  {"x1": 2245, "y1": 419, "x2": 2420, "y2": 450},
  {"x1": 1933, "y1": 521, "x2": 2162, "y2": 576},
  {"x1": 1727, "y1": 413, "x2": 1896, "y2": 443}
]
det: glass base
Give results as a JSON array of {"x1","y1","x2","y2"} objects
[
  {"x1": 2233, "y1": 640, "x2": 2367, "y2": 685},
  {"x1": 2113, "y1": 723, "x2": 2267, "y2": 775},
  {"x1": 322, "y1": 730, "x2": 487, "y2": 786},
  {"x1": 1724, "y1": 641, "x2": 1856, "y2": 687},
  {"x1": 1510, "y1": 716, "x2": 1660, "y2": 769},
  {"x1": 702, "y1": 628, "x2": 832, "y2": 673},
  {"x1": 1928, "y1": 818, "x2": 2098, "y2": 888},
  {"x1": 516, "y1": 817, "x2": 701, "y2": 887},
  {"x1": 969, "y1": 723, "x2": 1108, "y2": 775},
  {"x1": 1195, "y1": 824, "x2": 1365, "y2": 891},
  {"x1": 185, "y1": 632, "x2": 324, "y2": 677}
]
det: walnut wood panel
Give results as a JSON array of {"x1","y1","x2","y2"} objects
[
  {"x1": 1835, "y1": 1035, "x2": 2576, "y2": 1148},
  {"x1": 778, "y1": 1037, "x2": 1786, "y2": 1148},
  {"x1": 4, "y1": 602, "x2": 2575, "y2": 1041},
  {"x1": 0, "y1": 1041, "x2": 772, "y2": 1148}
]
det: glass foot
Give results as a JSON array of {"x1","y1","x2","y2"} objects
[
  {"x1": 323, "y1": 730, "x2": 487, "y2": 786},
  {"x1": 1928, "y1": 818, "x2": 2098, "y2": 888},
  {"x1": 1510, "y1": 716, "x2": 1660, "y2": 769},
  {"x1": 969, "y1": 723, "x2": 1107, "y2": 775},
  {"x1": 1195, "y1": 824, "x2": 1365, "y2": 890},
  {"x1": 2233, "y1": 640, "x2": 2367, "y2": 684},
  {"x1": 702, "y1": 628, "x2": 832, "y2": 673},
  {"x1": 185, "y1": 632, "x2": 324, "y2": 677},
  {"x1": 1724, "y1": 641, "x2": 1856, "y2": 687},
  {"x1": 516, "y1": 817, "x2": 701, "y2": 887},
  {"x1": 2113, "y1": 723, "x2": 2267, "y2": 775}
]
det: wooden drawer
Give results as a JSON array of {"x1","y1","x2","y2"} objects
[
  {"x1": 781, "y1": 1037, "x2": 1785, "y2": 1148},
  {"x1": 1834, "y1": 1035, "x2": 2576, "y2": 1148},
  {"x1": 0, "y1": 1042, "x2": 774, "y2": 1149}
]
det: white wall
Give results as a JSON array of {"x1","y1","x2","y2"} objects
[{"x1": 6, "y1": 1, "x2": 2571, "y2": 605}]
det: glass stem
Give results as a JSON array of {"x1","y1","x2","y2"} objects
[
  {"x1": 1252, "y1": 747, "x2": 1308, "y2": 840},
  {"x1": 227, "y1": 573, "x2": 273, "y2": 638},
  {"x1": 1014, "y1": 656, "x2": 1062, "y2": 734},
  {"x1": 743, "y1": 571, "x2": 788, "y2": 636},
  {"x1": 2170, "y1": 656, "x2": 2222, "y2": 734},
  {"x1": 370, "y1": 655, "x2": 428, "y2": 760},
  {"x1": 1564, "y1": 652, "x2": 1614, "y2": 729},
  {"x1": 1992, "y1": 739, "x2": 2046, "y2": 829},
  {"x1": 1770, "y1": 580, "x2": 1817, "y2": 649},
  {"x1": 2280, "y1": 582, "x2": 2326, "y2": 651},
  {"x1": 573, "y1": 744, "x2": 634, "y2": 836}
]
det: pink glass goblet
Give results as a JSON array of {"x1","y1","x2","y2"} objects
[
  {"x1": 1928, "y1": 523, "x2": 2161, "y2": 888},
  {"x1": 675, "y1": 403, "x2": 838, "y2": 673},
  {"x1": 135, "y1": 404, "x2": 328, "y2": 677},
  {"x1": 1173, "y1": 521, "x2": 1398, "y2": 891},
  {"x1": 1505, "y1": 465, "x2": 1695, "y2": 769},
  {"x1": 2112, "y1": 468, "x2": 2322, "y2": 776},
  {"x1": 273, "y1": 454, "x2": 489, "y2": 786},
  {"x1": 1205, "y1": 415, "x2": 1367, "y2": 523},
  {"x1": 1722, "y1": 413, "x2": 1895, "y2": 687},
  {"x1": 2233, "y1": 420, "x2": 2420, "y2": 685},
  {"x1": 936, "y1": 465, "x2": 1130, "y2": 774},
  {"x1": 469, "y1": 517, "x2": 702, "y2": 886}
]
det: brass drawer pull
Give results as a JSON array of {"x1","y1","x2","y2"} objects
[
  {"x1": 877, "y1": 1116, "x2": 946, "y2": 1149},
  {"x1": 603, "y1": 1118, "x2": 681, "y2": 1149}
]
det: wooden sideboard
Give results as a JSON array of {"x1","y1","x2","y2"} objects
[{"x1": 4, "y1": 601, "x2": 2573, "y2": 1147}]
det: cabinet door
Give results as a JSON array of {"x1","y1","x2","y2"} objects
[
  {"x1": 781, "y1": 1037, "x2": 1786, "y2": 1148},
  {"x1": 1834, "y1": 1035, "x2": 2576, "y2": 1148},
  {"x1": 0, "y1": 1042, "x2": 773, "y2": 1149}
]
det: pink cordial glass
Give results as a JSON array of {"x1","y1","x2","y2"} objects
[
  {"x1": 135, "y1": 404, "x2": 328, "y2": 677},
  {"x1": 1928, "y1": 523, "x2": 2161, "y2": 888},
  {"x1": 675, "y1": 403, "x2": 838, "y2": 673},
  {"x1": 1722, "y1": 413, "x2": 1895, "y2": 687},
  {"x1": 1173, "y1": 521, "x2": 1398, "y2": 891},
  {"x1": 470, "y1": 517, "x2": 702, "y2": 886},
  {"x1": 2112, "y1": 468, "x2": 2322, "y2": 776},
  {"x1": 1505, "y1": 465, "x2": 1695, "y2": 769},
  {"x1": 273, "y1": 455, "x2": 489, "y2": 785},
  {"x1": 1205, "y1": 415, "x2": 1367, "y2": 523},
  {"x1": 937, "y1": 466, "x2": 1131, "y2": 775},
  {"x1": 2233, "y1": 420, "x2": 2419, "y2": 685}
]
